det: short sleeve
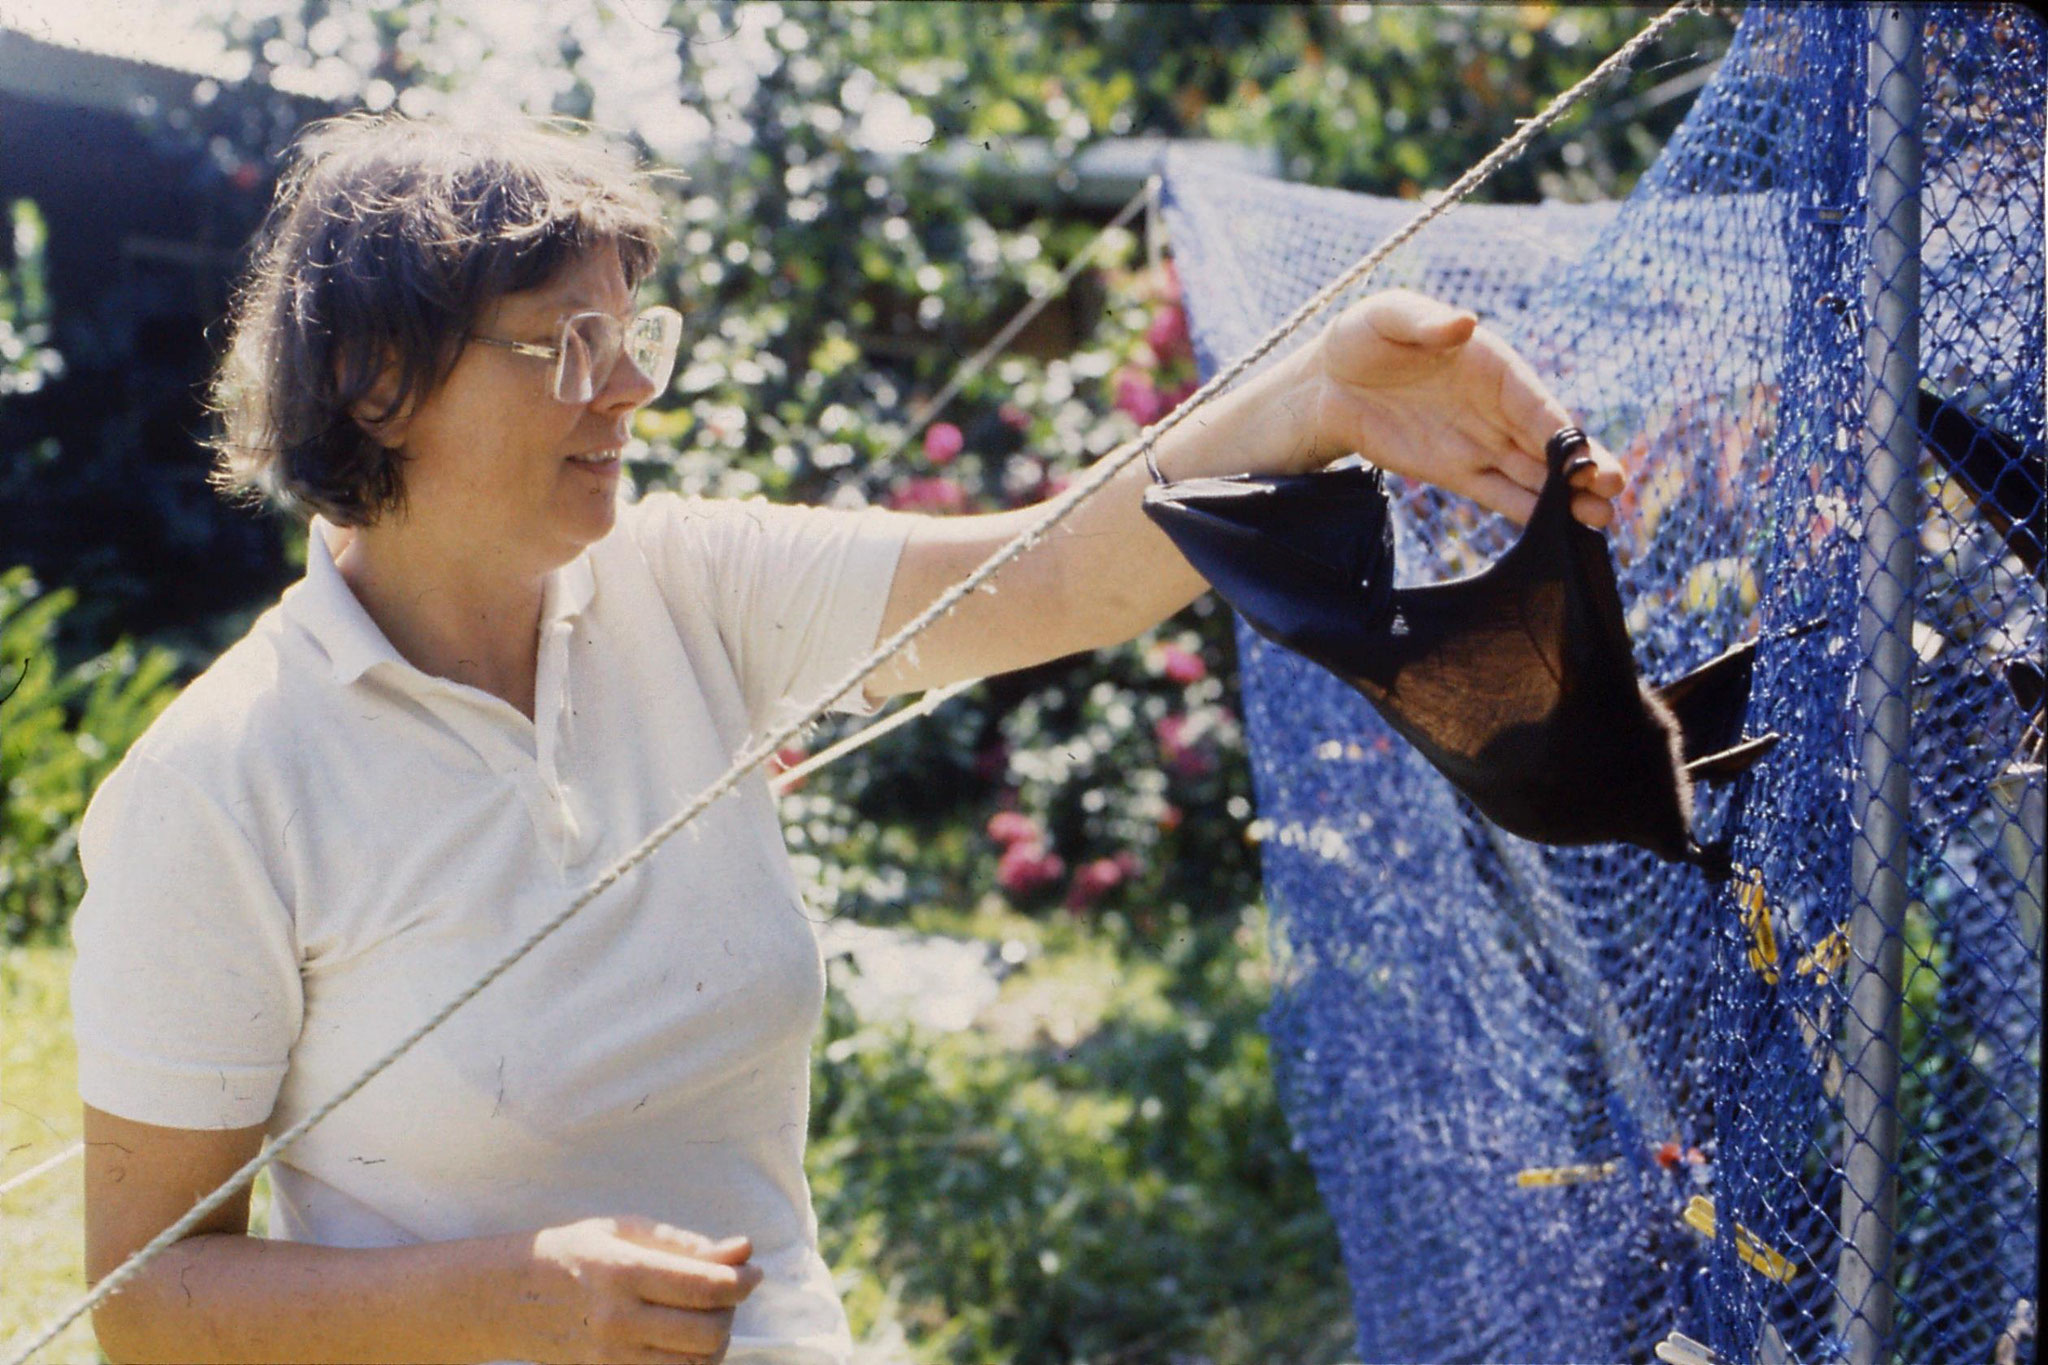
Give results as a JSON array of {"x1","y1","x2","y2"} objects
[
  {"x1": 628, "y1": 494, "x2": 914, "y2": 731},
  {"x1": 70, "y1": 752, "x2": 303, "y2": 1130}
]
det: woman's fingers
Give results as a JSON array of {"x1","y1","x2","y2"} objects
[
  {"x1": 526, "y1": 1215, "x2": 758, "y2": 1362},
  {"x1": 624, "y1": 1301, "x2": 737, "y2": 1360},
  {"x1": 615, "y1": 1221, "x2": 753, "y2": 1265},
  {"x1": 1482, "y1": 327, "x2": 1574, "y2": 453},
  {"x1": 1474, "y1": 322, "x2": 1628, "y2": 510},
  {"x1": 627, "y1": 1249, "x2": 762, "y2": 1311},
  {"x1": 1475, "y1": 446, "x2": 1621, "y2": 528},
  {"x1": 1321, "y1": 290, "x2": 1629, "y2": 529},
  {"x1": 1463, "y1": 468, "x2": 1541, "y2": 525},
  {"x1": 1569, "y1": 442, "x2": 1626, "y2": 500},
  {"x1": 1569, "y1": 487, "x2": 1618, "y2": 529},
  {"x1": 1491, "y1": 441, "x2": 1548, "y2": 497}
]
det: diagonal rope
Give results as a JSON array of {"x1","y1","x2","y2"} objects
[
  {"x1": 0, "y1": 1142, "x2": 82, "y2": 1199},
  {"x1": 5, "y1": 5, "x2": 1698, "y2": 1357},
  {"x1": 769, "y1": 677, "x2": 978, "y2": 795}
]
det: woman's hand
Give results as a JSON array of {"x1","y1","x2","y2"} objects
[
  {"x1": 513, "y1": 1216, "x2": 763, "y2": 1365},
  {"x1": 1302, "y1": 288, "x2": 1624, "y2": 527}
]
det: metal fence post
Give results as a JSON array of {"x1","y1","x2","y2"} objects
[{"x1": 1836, "y1": 5, "x2": 1921, "y2": 1361}]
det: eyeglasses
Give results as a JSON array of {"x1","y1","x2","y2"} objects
[{"x1": 469, "y1": 306, "x2": 683, "y2": 404}]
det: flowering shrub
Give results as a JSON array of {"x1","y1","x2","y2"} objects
[
  {"x1": 885, "y1": 475, "x2": 969, "y2": 514},
  {"x1": 921, "y1": 421, "x2": 965, "y2": 465},
  {"x1": 994, "y1": 839, "x2": 1065, "y2": 899}
]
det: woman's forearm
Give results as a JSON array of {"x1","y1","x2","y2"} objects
[
  {"x1": 1027, "y1": 342, "x2": 1328, "y2": 651},
  {"x1": 93, "y1": 1229, "x2": 532, "y2": 1364}
]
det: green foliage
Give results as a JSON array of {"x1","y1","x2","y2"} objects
[
  {"x1": 1, "y1": 568, "x2": 180, "y2": 944},
  {"x1": 810, "y1": 903, "x2": 1355, "y2": 1364}
]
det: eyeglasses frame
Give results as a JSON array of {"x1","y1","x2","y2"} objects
[{"x1": 468, "y1": 305, "x2": 683, "y2": 404}]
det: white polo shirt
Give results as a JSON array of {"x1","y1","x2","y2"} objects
[{"x1": 70, "y1": 491, "x2": 913, "y2": 1364}]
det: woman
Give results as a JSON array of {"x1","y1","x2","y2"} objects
[{"x1": 72, "y1": 113, "x2": 1620, "y2": 1364}]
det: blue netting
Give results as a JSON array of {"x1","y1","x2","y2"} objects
[{"x1": 1163, "y1": 6, "x2": 2043, "y2": 1362}]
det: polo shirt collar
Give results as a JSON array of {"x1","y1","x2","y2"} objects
[
  {"x1": 294, "y1": 518, "x2": 597, "y2": 687},
  {"x1": 544, "y1": 540, "x2": 597, "y2": 627}
]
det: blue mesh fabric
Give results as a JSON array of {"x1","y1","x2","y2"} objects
[{"x1": 1163, "y1": 6, "x2": 2043, "y2": 1361}]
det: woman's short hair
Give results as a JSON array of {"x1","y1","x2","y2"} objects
[{"x1": 208, "y1": 112, "x2": 668, "y2": 526}]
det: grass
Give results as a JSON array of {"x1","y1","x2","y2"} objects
[
  {"x1": 1, "y1": 948, "x2": 275, "y2": 1365},
  {"x1": 2, "y1": 944, "x2": 94, "y2": 1364}
]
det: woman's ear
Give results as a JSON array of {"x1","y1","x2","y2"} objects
[{"x1": 343, "y1": 352, "x2": 412, "y2": 449}]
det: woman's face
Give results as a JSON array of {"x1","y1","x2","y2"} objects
[{"x1": 385, "y1": 240, "x2": 658, "y2": 572}]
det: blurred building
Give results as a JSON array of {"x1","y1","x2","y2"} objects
[{"x1": 0, "y1": 26, "x2": 324, "y2": 653}]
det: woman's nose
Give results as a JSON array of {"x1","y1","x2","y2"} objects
[{"x1": 594, "y1": 352, "x2": 661, "y2": 411}]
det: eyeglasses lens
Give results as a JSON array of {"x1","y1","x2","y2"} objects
[
  {"x1": 553, "y1": 315, "x2": 610, "y2": 405},
  {"x1": 627, "y1": 311, "x2": 681, "y2": 395},
  {"x1": 552, "y1": 310, "x2": 681, "y2": 404}
]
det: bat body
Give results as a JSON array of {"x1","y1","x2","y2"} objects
[{"x1": 1144, "y1": 429, "x2": 1777, "y2": 879}]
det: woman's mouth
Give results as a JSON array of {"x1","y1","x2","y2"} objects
[{"x1": 566, "y1": 449, "x2": 620, "y2": 469}]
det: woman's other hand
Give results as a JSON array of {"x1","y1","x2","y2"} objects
[
  {"x1": 1305, "y1": 288, "x2": 1625, "y2": 527},
  {"x1": 517, "y1": 1216, "x2": 762, "y2": 1365}
]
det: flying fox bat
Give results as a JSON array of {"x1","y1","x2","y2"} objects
[{"x1": 1143, "y1": 428, "x2": 1779, "y2": 879}]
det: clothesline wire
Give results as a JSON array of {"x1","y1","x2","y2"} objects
[
  {"x1": 0, "y1": 1142, "x2": 81, "y2": 1199},
  {"x1": 5, "y1": 4, "x2": 1698, "y2": 1357},
  {"x1": 769, "y1": 676, "x2": 978, "y2": 795}
]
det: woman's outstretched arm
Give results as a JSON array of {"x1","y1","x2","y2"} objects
[{"x1": 863, "y1": 288, "x2": 1626, "y2": 699}]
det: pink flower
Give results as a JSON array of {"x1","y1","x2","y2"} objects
[
  {"x1": 1159, "y1": 645, "x2": 1207, "y2": 684},
  {"x1": 986, "y1": 810, "x2": 1041, "y2": 847},
  {"x1": 888, "y1": 476, "x2": 967, "y2": 514},
  {"x1": 996, "y1": 841, "x2": 1065, "y2": 896},
  {"x1": 998, "y1": 403, "x2": 1032, "y2": 431},
  {"x1": 1114, "y1": 368, "x2": 1165, "y2": 426},
  {"x1": 923, "y1": 422, "x2": 964, "y2": 465},
  {"x1": 1064, "y1": 856, "x2": 1129, "y2": 910},
  {"x1": 1154, "y1": 712, "x2": 1214, "y2": 778},
  {"x1": 1145, "y1": 303, "x2": 1189, "y2": 355},
  {"x1": 1158, "y1": 258, "x2": 1181, "y2": 303},
  {"x1": 768, "y1": 744, "x2": 807, "y2": 791}
]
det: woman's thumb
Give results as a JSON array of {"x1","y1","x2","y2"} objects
[
  {"x1": 701, "y1": 1233, "x2": 753, "y2": 1263},
  {"x1": 1366, "y1": 290, "x2": 1477, "y2": 349},
  {"x1": 630, "y1": 1221, "x2": 754, "y2": 1262}
]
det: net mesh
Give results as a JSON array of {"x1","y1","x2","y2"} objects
[{"x1": 1162, "y1": 5, "x2": 2043, "y2": 1362}]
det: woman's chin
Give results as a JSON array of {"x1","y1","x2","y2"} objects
[{"x1": 550, "y1": 468, "x2": 622, "y2": 551}]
